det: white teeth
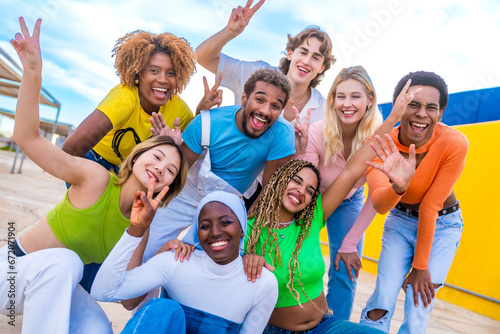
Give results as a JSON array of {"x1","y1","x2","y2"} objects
[
  {"x1": 298, "y1": 66, "x2": 310, "y2": 73},
  {"x1": 254, "y1": 115, "x2": 267, "y2": 123},
  {"x1": 343, "y1": 110, "x2": 355, "y2": 115},
  {"x1": 289, "y1": 194, "x2": 299, "y2": 204},
  {"x1": 147, "y1": 171, "x2": 159, "y2": 182},
  {"x1": 210, "y1": 240, "x2": 228, "y2": 247},
  {"x1": 153, "y1": 87, "x2": 167, "y2": 92},
  {"x1": 411, "y1": 122, "x2": 427, "y2": 128}
]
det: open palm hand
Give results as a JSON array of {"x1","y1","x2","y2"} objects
[{"x1": 367, "y1": 134, "x2": 416, "y2": 190}]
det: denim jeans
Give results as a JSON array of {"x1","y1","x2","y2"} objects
[
  {"x1": 360, "y1": 205, "x2": 463, "y2": 333},
  {"x1": 263, "y1": 315, "x2": 384, "y2": 334},
  {"x1": 122, "y1": 298, "x2": 186, "y2": 334},
  {"x1": 325, "y1": 187, "x2": 365, "y2": 321},
  {"x1": 182, "y1": 304, "x2": 241, "y2": 334},
  {"x1": 123, "y1": 298, "x2": 242, "y2": 334},
  {"x1": 85, "y1": 149, "x2": 120, "y2": 174}
]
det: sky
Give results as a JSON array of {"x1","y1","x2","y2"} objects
[{"x1": 0, "y1": 0, "x2": 499, "y2": 136}]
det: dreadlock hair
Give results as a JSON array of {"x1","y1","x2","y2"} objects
[
  {"x1": 246, "y1": 159, "x2": 321, "y2": 306},
  {"x1": 113, "y1": 30, "x2": 196, "y2": 96}
]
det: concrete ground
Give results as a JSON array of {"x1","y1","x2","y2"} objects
[{"x1": 1, "y1": 149, "x2": 499, "y2": 333}]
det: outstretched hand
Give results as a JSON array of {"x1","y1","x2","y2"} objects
[
  {"x1": 196, "y1": 74, "x2": 223, "y2": 113},
  {"x1": 367, "y1": 134, "x2": 416, "y2": 193},
  {"x1": 150, "y1": 113, "x2": 182, "y2": 145},
  {"x1": 128, "y1": 178, "x2": 169, "y2": 237},
  {"x1": 227, "y1": 0, "x2": 265, "y2": 36},
  {"x1": 294, "y1": 107, "x2": 310, "y2": 155},
  {"x1": 11, "y1": 17, "x2": 42, "y2": 72},
  {"x1": 335, "y1": 251, "x2": 362, "y2": 281}
]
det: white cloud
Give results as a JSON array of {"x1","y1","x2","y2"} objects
[{"x1": 0, "y1": 0, "x2": 499, "y2": 126}]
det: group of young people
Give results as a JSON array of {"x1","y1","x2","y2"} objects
[{"x1": 1, "y1": 1, "x2": 469, "y2": 333}]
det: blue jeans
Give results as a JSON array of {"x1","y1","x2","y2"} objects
[
  {"x1": 123, "y1": 298, "x2": 241, "y2": 334},
  {"x1": 360, "y1": 205, "x2": 463, "y2": 333},
  {"x1": 325, "y1": 187, "x2": 365, "y2": 321},
  {"x1": 122, "y1": 298, "x2": 186, "y2": 334},
  {"x1": 76, "y1": 149, "x2": 119, "y2": 293},
  {"x1": 263, "y1": 315, "x2": 384, "y2": 334},
  {"x1": 85, "y1": 149, "x2": 120, "y2": 174}
]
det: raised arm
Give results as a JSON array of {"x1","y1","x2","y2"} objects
[
  {"x1": 61, "y1": 109, "x2": 113, "y2": 157},
  {"x1": 195, "y1": 0, "x2": 265, "y2": 73},
  {"x1": 11, "y1": 17, "x2": 102, "y2": 186},
  {"x1": 321, "y1": 80, "x2": 421, "y2": 220}
]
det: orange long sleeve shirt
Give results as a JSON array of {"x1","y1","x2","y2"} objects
[{"x1": 367, "y1": 123, "x2": 469, "y2": 270}]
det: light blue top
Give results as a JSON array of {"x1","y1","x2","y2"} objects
[{"x1": 182, "y1": 105, "x2": 295, "y2": 193}]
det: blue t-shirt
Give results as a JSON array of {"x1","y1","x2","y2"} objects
[{"x1": 182, "y1": 105, "x2": 295, "y2": 193}]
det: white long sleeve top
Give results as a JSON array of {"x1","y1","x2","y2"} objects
[{"x1": 91, "y1": 231, "x2": 278, "y2": 334}]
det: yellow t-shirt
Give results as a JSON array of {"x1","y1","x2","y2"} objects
[{"x1": 93, "y1": 84, "x2": 193, "y2": 165}]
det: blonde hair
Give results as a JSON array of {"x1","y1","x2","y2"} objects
[
  {"x1": 116, "y1": 136, "x2": 187, "y2": 207},
  {"x1": 323, "y1": 66, "x2": 382, "y2": 165},
  {"x1": 246, "y1": 160, "x2": 321, "y2": 305},
  {"x1": 113, "y1": 30, "x2": 196, "y2": 96}
]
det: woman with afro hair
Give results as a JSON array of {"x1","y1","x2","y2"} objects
[{"x1": 61, "y1": 29, "x2": 219, "y2": 293}]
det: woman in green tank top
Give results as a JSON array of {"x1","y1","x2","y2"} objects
[{"x1": 1, "y1": 17, "x2": 188, "y2": 333}]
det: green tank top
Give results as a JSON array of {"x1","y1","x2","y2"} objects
[
  {"x1": 245, "y1": 194, "x2": 326, "y2": 308},
  {"x1": 47, "y1": 172, "x2": 130, "y2": 264}
]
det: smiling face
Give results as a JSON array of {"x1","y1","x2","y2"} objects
[
  {"x1": 132, "y1": 144, "x2": 181, "y2": 192},
  {"x1": 137, "y1": 52, "x2": 177, "y2": 114},
  {"x1": 280, "y1": 167, "x2": 319, "y2": 222},
  {"x1": 286, "y1": 37, "x2": 325, "y2": 86},
  {"x1": 198, "y1": 201, "x2": 244, "y2": 265},
  {"x1": 334, "y1": 78, "x2": 372, "y2": 128},
  {"x1": 238, "y1": 81, "x2": 286, "y2": 139},
  {"x1": 399, "y1": 85, "x2": 442, "y2": 148}
]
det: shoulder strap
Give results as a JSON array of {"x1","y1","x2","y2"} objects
[{"x1": 200, "y1": 110, "x2": 210, "y2": 148}]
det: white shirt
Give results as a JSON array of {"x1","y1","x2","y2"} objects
[{"x1": 91, "y1": 231, "x2": 278, "y2": 334}]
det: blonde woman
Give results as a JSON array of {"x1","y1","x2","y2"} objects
[{"x1": 297, "y1": 66, "x2": 382, "y2": 320}]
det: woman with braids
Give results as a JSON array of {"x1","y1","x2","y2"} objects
[
  {"x1": 296, "y1": 66, "x2": 382, "y2": 321},
  {"x1": 1, "y1": 18, "x2": 187, "y2": 333},
  {"x1": 243, "y1": 79, "x2": 422, "y2": 333}
]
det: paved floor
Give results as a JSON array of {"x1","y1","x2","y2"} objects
[{"x1": 1, "y1": 149, "x2": 499, "y2": 333}]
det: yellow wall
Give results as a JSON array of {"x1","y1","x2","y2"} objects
[{"x1": 321, "y1": 120, "x2": 500, "y2": 320}]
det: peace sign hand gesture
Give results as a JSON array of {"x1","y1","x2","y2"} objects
[
  {"x1": 294, "y1": 107, "x2": 310, "y2": 155},
  {"x1": 227, "y1": 0, "x2": 265, "y2": 37},
  {"x1": 367, "y1": 134, "x2": 416, "y2": 194},
  {"x1": 196, "y1": 74, "x2": 223, "y2": 114},
  {"x1": 390, "y1": 79, "x2": 422, "y2": 119},
  {"x1": 11, "y1": 17, "x2": 42, "y2": 72},
  {"x1": 128, "y1": 178, "x2": 170, "y2": 237}
]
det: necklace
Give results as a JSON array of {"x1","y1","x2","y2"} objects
[
  {"x1": 278, "y1": 218, "x2": 295, "y2": 229},
  {"x1": 288, "y1": 89, "x2": 309, "y2": 104}
]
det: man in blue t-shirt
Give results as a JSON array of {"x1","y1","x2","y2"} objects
[
  {"x1": 182, "y1": 67, "x2": 295, "y2": 194},
  {"x1": 142, "y1": 67, "x2": 296, "y2": 262}
]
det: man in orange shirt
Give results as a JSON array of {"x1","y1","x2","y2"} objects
[{"x1": 359, "y1": 71, "x2": 469, "y2": 333}]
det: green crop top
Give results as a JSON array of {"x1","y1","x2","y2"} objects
[
  {"x1": 245, "y1": 194, "x2": 326, "y2": 308},
  {"x1": 47, "y1": 172, "x2": 130, "y2": 264}
]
